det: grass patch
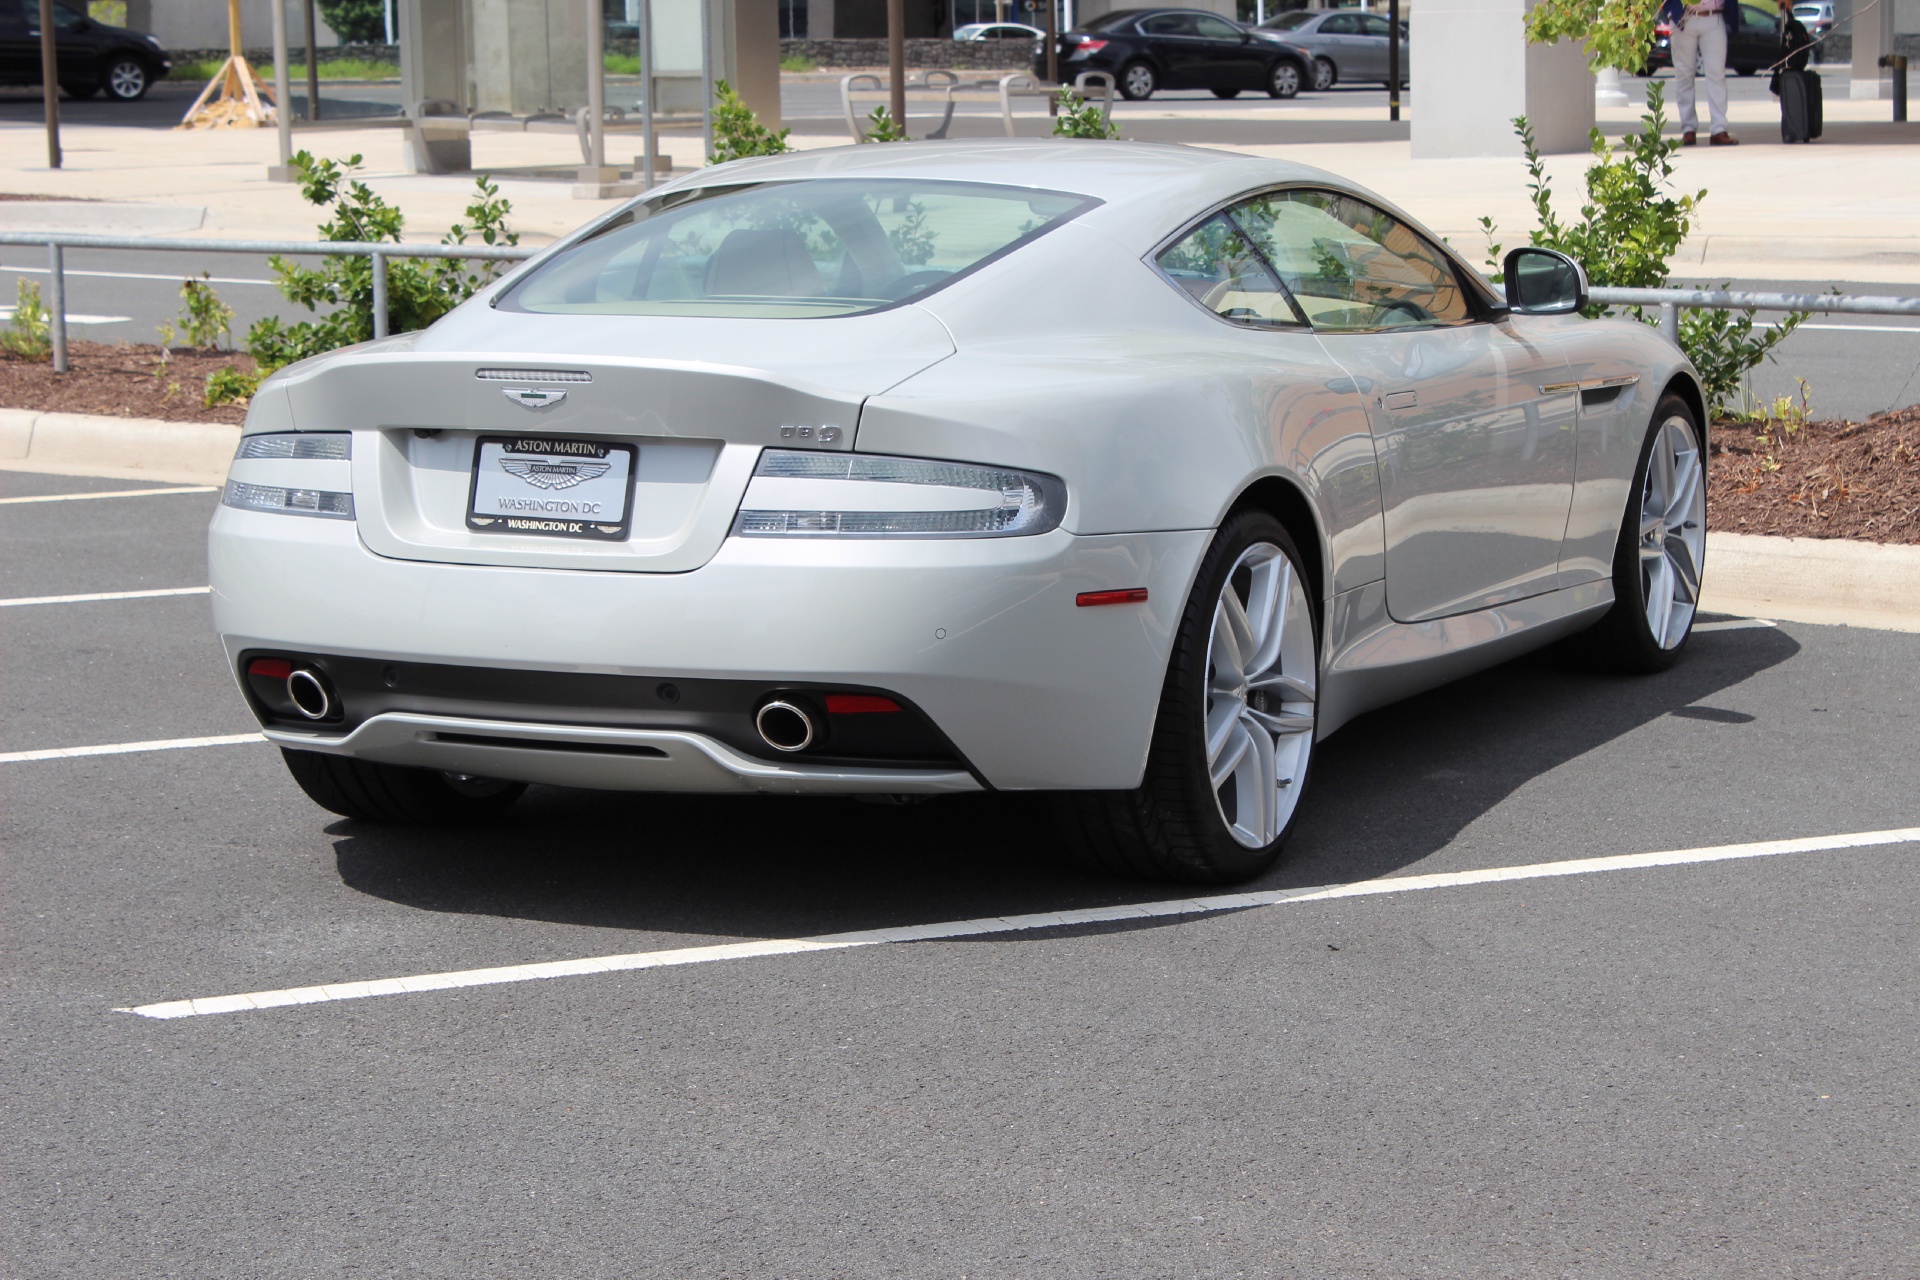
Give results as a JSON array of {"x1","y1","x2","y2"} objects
[
  {"x1": 603, "y1": 53, "x2": 642, "y2": 75},
  {"x1": 170, "y1": 56, "x2": 400, "y2": 83},
  {"x1": 779, "y1": 54, "x2": 817, "y2": 72}
]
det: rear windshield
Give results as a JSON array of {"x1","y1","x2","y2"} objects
[{"x1": 499, "y1": 178, "x2": 1096, "y2": 319}]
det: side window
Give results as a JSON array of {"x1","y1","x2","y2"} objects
[
  {"x1": 1139, "y1": 13, "x2": 1196, "y2": 35},
  {"x1": 1359, "y1": 14, "x2": 1394, "y2": 36},
  {"x1": 1194, "y1": 14, "x2": 1242, "y2": 38},
  {"x1": 1320, "y1": 14, "x2": 1359, "y2": 34},
  {"x1": 1154, "y1": 214, "x2": 1303, "y2": 329},
  {"x1": 1228, "y1": 189, "x2": 1474, "y2": 331}
]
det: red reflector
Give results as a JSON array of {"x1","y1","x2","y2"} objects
[
  {"x1": 1076, "y1": 588, "x2": 1149, "y2": 607},
  {"x1": 824, "y1": 694, "x2": 902, "y2": 715},
  {"x1": 248, "y1": 658, "x2": 294, "y2": 679}
]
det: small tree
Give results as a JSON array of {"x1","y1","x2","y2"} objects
[
  {"x1": 863, "y1": 105, "x2": 910, "y2": 143},
  {"x1": 1523, "y1": 0, "x2": 1661, "y2": 70},
  {"x1": 1052, "y1": 89, "x2": 1118, "y2": 139},
  {"x1": 710, "y1": 80, "x2": 793, "y2": 162}
]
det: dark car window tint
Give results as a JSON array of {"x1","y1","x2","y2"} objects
[
  {"x1": 1739, "y1": 4, "x2": 1774, "y2": 26},
  {"x1": 1080, "y1": 8, "x2": 1148, "y2": 30},
  {"x1": 1320, "y1": 14, "x2": 1359, "y2": 34},
  {"x1": 1358, "y1": 14, "x2": 1394, "y2": 36},
  {"x1": 503, "y1": 179, "x2": 1095, "y2": 319},
  {"x1": 1155, "y1": 215, "x2": 1303, "y2": 329},
  {"x1": 1139, "y1": 13, "x2": 1197, "y2": 34},
  {"x1": 1263, "y1": 10, "x2": 1315, "y2": 28},
  {"x1": 1194, "y1": 14, "x2": 1242, "y2": 38},
  {"x1": 1230, "y1": 190, "x2": 1473, "y2": 331}
]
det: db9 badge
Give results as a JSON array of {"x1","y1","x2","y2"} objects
[{"x1": 466, "y1": 435, "x2": 638, "y2": 540}]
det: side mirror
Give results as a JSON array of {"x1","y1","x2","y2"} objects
[{"x1": 1503, "y1": 246, "x2": 1588, "y2": 315}]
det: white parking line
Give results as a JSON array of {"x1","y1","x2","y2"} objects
[
  {"x1": 120, "y1": 825, "x2": 1920, "y2": 1021},
  {"x1": 0, "y1": 733, "x2": 263, "y2": 764},
  {"x1": 0, "y1": 486, "x2": 219, "y2": 505},
  {"x1": 0, "y1": 263, "x2": 277, "y2": 287},
  {"x1": 0, "y1": 585, "x2": 210, "y2": 607},
  {"x1": 1798, "y1": 323, "x2": 1920, "y2": 333},
  {"x1": 1693, "y1": 617, "x2": 1778, "y2": 632},
  {"x1": 0, "y1": 306, "x2": 131, "y2": 325}
]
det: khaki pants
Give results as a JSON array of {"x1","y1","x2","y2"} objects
[{"x1": 1672, "y1": 13, "x2": 1730, "y2": 135}]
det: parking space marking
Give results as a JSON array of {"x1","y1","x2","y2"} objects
[
  {"x1": 0, "y1": 263, "x2": 277, "y2": 287},
  {"x1": 1693, "y1": 617, "x2": 1778, "y2": 632},
  {"x1": 1799, "y1": 323, "x2": 1920, "y2": 334},
  {"x1": 0, "y1": 733, "x2": 263, "y2": 764},
  {"x1": 0, "y1": 586, "x2": 210, "y2": 608},
  {"x1": 0, "y1": 486, "x2": 219, "y2": 505},
  {"x1": 120, "y1": 825, "x2": 1920, "y2": 1021}
]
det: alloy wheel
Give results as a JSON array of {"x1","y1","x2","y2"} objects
[
  {"x1": 1204, "y1": 542, "x2": 1316, "y2": 849},
  {"x1": 1637, "y1": 414, "x2": 1705, "y2": 649},
  {"x1": 1269, "y1": 61, "x2": 1301, "y2": 97},
  {"x1": 1122, "y1": 63, "x2": 1156, "y2": 99},
  {"x1": 1312, "y1": 57, "x2": 1335, "y2": 90},
  {"x1": 106, "y1": 59, "x2": 148, "y2": 100}
]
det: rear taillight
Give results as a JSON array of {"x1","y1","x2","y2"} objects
[{"x1": 1072, "y1": 37, "x2": 1108, "y2": 52}]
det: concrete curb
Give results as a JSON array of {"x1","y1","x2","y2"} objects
[
  {"x1": 0, "y1": 408, "x2": 240, "y2": 486},
  {"x1": 3, "y1": 409, "x2": 1916, "y2": 633}
]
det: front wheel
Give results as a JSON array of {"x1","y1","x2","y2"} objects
[
  {"x1": 1579, "y1": 394, "x2": 1706, "y2": 672},
  {"x1": 1267, "y1": 58, "x2": 1303, "y2": 98},
  {"x1": 103, "y1": 56, "x2": 152, "y2": 101},
  {"x1": 281, "y1": 749, "x2": 527, "y2": 824},
  {"x1": 1054, "y1": 512, "x2": 1318, "y2": 883},
  {"x1": 1119, "y1": 60, "x2": 1158, "y2": 100},
  {"x1": 1311, "y1": 57, "x2": 1336, "y2": 91}
]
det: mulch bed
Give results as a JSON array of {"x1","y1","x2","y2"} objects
[
  {"x1": 0, "y1": 341, "x2": 255, "y2": 426},
  {"x1": 1709, "y1": 405, "x2": 1920, "y2": 545},
  {"x1": 5, "y1": 341, "x2": 1918, "y2": 544}
]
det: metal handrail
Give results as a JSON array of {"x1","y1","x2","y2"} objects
[
  {"x1": 1587, "y1": 285, "x2": 1920, "y2": 346},
  {"x1": 0, "y1": 232, "x2": 540, "y2": 371}
]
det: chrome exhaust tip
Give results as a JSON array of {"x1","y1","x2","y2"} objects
[
  {"x1": 287, "y1": 668, "x2": 333, "y2": 721},
  {"x1": 754, "y1": 700, "x2": 816, "y2": 753}
]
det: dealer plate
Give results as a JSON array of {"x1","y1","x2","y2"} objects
[{"x1": 466, "y1": 435, "x2": 637, "y2": 540}]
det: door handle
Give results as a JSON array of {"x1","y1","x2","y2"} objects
[{"x1": 1383, "y1": 390, "x2": 1418, "y2": 411}]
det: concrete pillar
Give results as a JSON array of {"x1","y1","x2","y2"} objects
[
  {"x1": 1411, "y1": 0, "x2": 1595, "y2": 158},
  {"x1": 470, "y1": 0, "x2": 588, "y2": 114},
  {"x1": 1848, "y1": 0, "x2": 1894, "y2": 98}
]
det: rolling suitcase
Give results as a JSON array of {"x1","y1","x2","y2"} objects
[{"x1": 1779, "y1": 69, "x2": 1823, "y2": 143}]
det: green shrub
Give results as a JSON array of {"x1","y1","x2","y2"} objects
[
  {"x1": 245, "y1": 151, "x2": 518, "y2": 375},
  {"x1": 205, "y1": 365, "x2": 261, "y2": 407},
  {"x1": 1052, "y1": 89, "x2": 1118, "y2": 139},
  {"x1": 1481, "y1": 84, "x2": 1805, "y2": 413},
  {"x1": 1, "y1": 279, "x2": 50, "y2": 360},
  {"x1": 709, "y1": 80, "x2": 793, "y2": 163},
  {"x1": 863, "y1": 104, "x2": 910, "y2": 143},
  {"x1": 164, "y1": 273, "x2": 234, "y2": 350},
  {"x1": 316, "y1": 0, "x2": 387, "y2": 44}
]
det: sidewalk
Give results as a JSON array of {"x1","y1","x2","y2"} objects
[{"x1": 1, "y1": 77, "x2": 1916, "y2": 277}]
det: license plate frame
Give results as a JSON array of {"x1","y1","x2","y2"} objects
[{"x1": 465, "y1": 435, "x2": 638, "y2": 541}]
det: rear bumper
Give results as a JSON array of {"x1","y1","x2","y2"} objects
[{"x1": 210, "y1": 505, "x2": 1210, "y2": 791}]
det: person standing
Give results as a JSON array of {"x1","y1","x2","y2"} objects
[{"x1": 1661, "y1": 0, "x2": 1740, "y2": 144}]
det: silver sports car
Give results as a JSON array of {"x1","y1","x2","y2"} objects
[{"x1": 209, "y1": 141, "x2": 1706, "y2": 883}]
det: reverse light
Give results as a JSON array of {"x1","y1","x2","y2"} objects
[
  {"x1": 223, "y1": 481, "x2": 355, "y2": 519},
  {"x1": 235, "y1": 432, "x2": 351, "y2": 460},
  {"x1": 225, "y1": 433, "x2": 355, "y2": 519},
  {"x1": 733, "y1": 450, "x2": 1065, "y2": 539}
]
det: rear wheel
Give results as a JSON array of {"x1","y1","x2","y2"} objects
[
  {"x1": 281, "y1": 749, "x2": 527, "y2": 824},
  {"x1": 1579, "y1": 394, "x2": 1707, "y2": 672},
  {"x1": 1267, "y1": 58, "x2": 1303, "y2": 98},
  {"x1": 1055, "y1": 512, "x2": 1318, "y2": 883},
  {"x1": 1119, "y1": 60, "x2": 1158, "y2": 100},
  {"x1": 103, "y1": 56, "x2": 151, "y2": 102},
  {"x1": 1211, "y1": 86, "x2": 1241, "y2": 98},
  {"x1": 1311, "y1": 57, "x2": 1336, "y2": 90}
]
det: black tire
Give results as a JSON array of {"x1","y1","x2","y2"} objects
[
  {"x1": 281, "y1": 748, "x2": 527, "y2": 824},
  {"x1": 1119, "y1": 60, "x2": 1157, "y2": 100},
  {"x1": 1211, "y1": 86, "x2": 1241, "y2": 99},
  {"x1": 1576, "y1": 393, "x2": 1706, "y2": 674},
  {"x1": 102, "y1": 55, "x2": 151, "y2": 102},
  {"x1": 1053, "y1": 511, "x2": 1318, "y2": 883},
  {"x1": 1267, "y1": 58, "x2": 1304, "y2": 98},
  {"x1": 1311, "y1": 56, "x2": 1336, "y2": 91},
  {"x1": 61, "y1": 81, "x2": 100, "y2": 99}
]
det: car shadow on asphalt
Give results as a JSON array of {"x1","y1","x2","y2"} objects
[{"x1": 331, "y1": 624, "x2": 1800, "y2": 944}]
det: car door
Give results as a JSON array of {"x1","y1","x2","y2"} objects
[
  {"x1": 0, "y1": 0, "x2": 34, "y2": 84},
  {"x1": 1229, "y1": 188, "x2": 1578, "y2": 623},
  {"x1": 1733, "y1": 3, "x2": 1778, "y2": 68},
  {"x1": 1314, "y1": 13, "x2": 1370, "y2": 80},
  {"x1": 1135, "y1": 11, "x2": 1201, "y2": 85},
  {"x1": 1192, "y1": 13, "x2": 1265, "y2": 89},
  {"x1": 1358, "y1": 13, "x2": 1405, "y2": 81}
]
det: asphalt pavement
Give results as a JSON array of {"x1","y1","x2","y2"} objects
[{"x1": 2, "y1": 466, "x2": 1916, "y2": 1276}]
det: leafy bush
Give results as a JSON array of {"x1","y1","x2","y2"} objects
[
  {"x1": 710, "y1": 80, "x2": 793, "y2": 163},
  {"x1": 205, "y1": 365, "x2": 261, "y2": 407},
  {"x1": 161, "y1": 273, "x2": 234, "y2": 351},
  {"x1": 863, "y1": 105, "x2": 910, "y2": 143},
  {"x1": 245, "y1": 151, "x2": 518, "y2": 375},
  {"x1": 2, "y1": 279, "x2": 50, "y2": 360},
  {"x1": 780, "y1": 54, "x2": 818, "y2": 72},
  {"x1": 316, "y1": 0, "x2": 387, "y2": 44},
  {"x1": 1052, "y1": 89, "x2": 1118, "y2": 139},
  {"x1": 1523, "y1": 0, "x2": 1660, "y2": 71},
  {"x1": 1481, "y1": 84, "x2": 1805, "y2": 413}
]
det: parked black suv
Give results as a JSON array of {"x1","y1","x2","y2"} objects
[
  {"x1": 0, "y1": 0, "x2": 171, "y2": 101},
  {"x1": 1036, "y1": 7, "x2": 1317, "y2": 100}
]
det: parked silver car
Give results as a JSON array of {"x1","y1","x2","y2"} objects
[{"x1": 1257, "y1": 8, "x2": 1409, "y2": 91}]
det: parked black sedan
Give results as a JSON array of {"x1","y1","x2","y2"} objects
[
  {"x1": 0, "y1": 0, "x2": 171, "y2": 101},
  {"x1": 1036, "y1": 8, "x2": 1317, "y2": 100}
]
